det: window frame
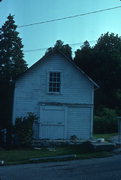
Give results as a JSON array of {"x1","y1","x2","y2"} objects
[{"x1": 47, "y1": 71, "x2": 61, "y2": 94}]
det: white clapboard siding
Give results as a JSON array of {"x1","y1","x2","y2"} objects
[
  {"x1": 13, "y1": 52, "x2": 96, "y2": 140},
  {"x1": 67, "y1": 107, "x2": 92, "y2": 139}
]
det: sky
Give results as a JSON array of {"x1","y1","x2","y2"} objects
[{"x1": 1, "y1": 0, "x2": 121, "y2": 67}]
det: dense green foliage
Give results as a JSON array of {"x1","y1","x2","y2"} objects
[
  {"x1": 93, "y1": 108, "x2": 118, "y2": 134},
  {"x1": 0, "y1": 15, "x2": 28, "y2": 130},
  {"x1": 0, "y1": 14, "x2": 28, "y2": 81},
  {"x1": 74, "y1": 33, "x2": 121, "y2": 112},
  {"x1": 45, "y1": 40, "x2": 72, "y2": 59},
  {"x1": 14, "y1": 113, "x2": 38, "y2": 147}
]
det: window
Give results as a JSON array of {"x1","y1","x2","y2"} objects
[{"x1": 48, "y1": 72, "x2": 61, "y2": 93}]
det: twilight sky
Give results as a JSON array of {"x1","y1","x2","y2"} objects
[{"x1": 1, "y1": 0, "x2": 121, "y2": 66}]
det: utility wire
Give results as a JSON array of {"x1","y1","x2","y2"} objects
[
  {"x1": 24, "y1": 47, "x2": 47, "y2": 52},
  {"x1": 18, "y1": 6, "x2": 121, "y2": 28},
  {"x1": 24, "y1": 40, "x2": 96, "y2": 53}
]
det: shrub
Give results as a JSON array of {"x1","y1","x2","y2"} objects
[
  {"x1": 93, "y1": 108, "x2": 118, "y2": 134},
  {"x1": 66, "y1": 141, "x2": 94, "y2": 154},
  {"x1": 14, "y1": 113, "x2": 38, "y2": 147},
  {"x1": 0, "y1": 130, "x2": 4, "y2": 147},
  {"x1": 70, "y1": 135, "x2": 78, "y2": 141}
]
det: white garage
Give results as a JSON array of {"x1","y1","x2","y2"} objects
[{"x1": 13, "y1": 50, "x2": 98, "y2": 140}]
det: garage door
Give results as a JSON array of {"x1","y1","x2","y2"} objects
[{"x1": 39, "y1": 105, "x2": 66, "y2": 139}]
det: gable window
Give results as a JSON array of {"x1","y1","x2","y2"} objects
[{"x1": 48, "y1": 72, "x2": 61, "y2": 93}]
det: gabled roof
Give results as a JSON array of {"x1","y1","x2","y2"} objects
[{"x1": 19, "y1": 49, "x2": 99, "y2": 89}]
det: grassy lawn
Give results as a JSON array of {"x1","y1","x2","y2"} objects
[
  {"x1": 0, "y1": 133, "x2": 116, "y2": 165},
  {"x1": 0, "y1": 145, "x2": 113, "y2": 165},
  {"x1": 93, "y1": 133, "x2": 117, "y2": 141},
  {"x1": 0, "y1": 148, "x2": 68, "y2": 165}
]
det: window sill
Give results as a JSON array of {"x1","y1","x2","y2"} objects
[{"x1": 47, "y1": 92, "x2": 62, "y2": 95}]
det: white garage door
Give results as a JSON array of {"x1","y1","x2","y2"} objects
[{"x1": 39, "y1": 106, "x2": 66, "y2": 139}]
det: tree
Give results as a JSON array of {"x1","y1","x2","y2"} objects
[
  {"x1": 94, "y1": 108, "x2": 117, "y2": 134},
  {"x1": 74, "y1": 33, "x2": 121, "y2": 111},
  {"x1": 0, "y1": 14, "x2": 28, "y2": 81},
  {"x1": 93, "y1": 33, "x2": 121, "y2": 109},
  {"x1": 74, "y1": 41, "x2": 93, "y2": 75},
  {"x1": 0, "y1": 15, "x2": 28, "y2": 133},
  {"x1": 45, "y1": 40, "x2": 72, "y2": 59}
]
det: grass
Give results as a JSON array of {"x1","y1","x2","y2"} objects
[
  {"x1": 0, "y1": 146, "x2": 113, "y2": 165},
  {"x1": 0, "y1": 148, "x2": 66, "y2": 165},
  {"x1": 0, "y1": 133, "x2": 116, "y2": 165},
  {"x1": 93, "y1": 133, "x2": 117, "y2": 141}
]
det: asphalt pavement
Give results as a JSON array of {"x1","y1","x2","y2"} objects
[{"x1": 0, "y1": 154, "x2": 121, "y2": 180}]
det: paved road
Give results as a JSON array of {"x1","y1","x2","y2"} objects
[{"x1": 0, "y1": 154, "x2": 121, "y2": 180}]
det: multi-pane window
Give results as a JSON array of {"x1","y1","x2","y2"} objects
[{"x1": 49, "y1": 72, "x2": 61, "y2": 93}]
